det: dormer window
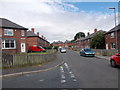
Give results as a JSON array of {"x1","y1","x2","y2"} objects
[{"x1": 4, "y1": 29, "x2": 14, "y2": 36}]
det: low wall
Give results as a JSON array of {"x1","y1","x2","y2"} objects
[
  {"x1": 2, "y1": 50, "x2": 57, "y2": 68},
  {"x1": 92, "y1": 49, "x2": 118, "y2": 56}
]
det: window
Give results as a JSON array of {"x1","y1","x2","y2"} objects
[
  {"x1": 110, "y1": 32, "x2": 114, "y2": 38},
  {"x1": 21, "y1": 30, "x2": 25, "y2": 36},
  {"x1": 2, "y1": 40, "x2": 16, "y2": 49},
  {"x1": 4, "y1": 29, "x2": 14, "y2": 36},
  {"x1": 111, "y1": 43, "x2": 115, "y2": 49}
]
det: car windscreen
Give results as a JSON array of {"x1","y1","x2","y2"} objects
[{"x1": 84, "y1": 49, "x2": 92, "y2": 52}]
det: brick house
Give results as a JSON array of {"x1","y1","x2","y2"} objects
[
  {"x1": 105, "y1": 24, "x2": 120, "y2": 51},
  {"x1": 27, "y1": 28, "x2": 50, "y2": 48},
  {"x1": 74, "y1": 29, "x2": 105, "y2": 49},
  {"x1": 0, "y1": 18, "x2": 28, "y2": 53},
  {"x1": 64, "y1": 40, "x2": 73, "y2": 47},
  {"x1": 52, "y1": 41, "x2": 65, "y2": 47},
  {"x1": 52, "y1": 40, "x2": 73, "y2": 48}
]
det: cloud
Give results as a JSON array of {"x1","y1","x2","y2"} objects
[{"x1": 0, "y1": 0, "x2": 116, "y2": 43}]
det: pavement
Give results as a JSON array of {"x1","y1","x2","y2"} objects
[
  {"x1": 95, "y1": 55, "x2": 110, "y2": 60},
  {"x1": 2, "y1": 52, "x2": 64, "y2": 78}
]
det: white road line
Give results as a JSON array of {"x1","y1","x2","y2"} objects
[
  {"x1": 60, "y1": 66, "x2": 64, "y2": 71},
  {"x1": 70, "y1": 73, "x2": 75, "y2": 78},
  {"x1": 61, "y1": 80, "x2": 66, "y2": 83},
  {"x1": 61, "y1": 74, "x2": 65, "y2": 79},
  {"x1": 69, "y1": 71, "x2": 72, "y2": 74},
  {"x1": 39, "y1": 79, "x2": 44, "y2": 82},
  {"x1": 73, "y1": 79, "x2": 77, "y2": 82},
  {"x1": 64, "y1": 63, "x2": 69, "y2": 69},
  {"x1": 60, "y1": 66, "x2": 64, "y2": 73}
]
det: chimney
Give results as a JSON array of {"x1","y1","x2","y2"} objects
[
  {"x1": 87, "y1": 32, "x2": 90, "y2": 36},
  {"x1": 31, "y1": 28, "x2": 35, "y2": 32},
  {"x1": 42, "y1": 35, "x2": 44, "y2": 38},
  {"x1": 37, "y1": 32, "x2": 39, "y2": 36},
  {"x1": 94, "y1": 28, "x2": 97, "y2": 33},
  {"x1": 44, "y1": 37, "x2": 46, "y2": 40}
]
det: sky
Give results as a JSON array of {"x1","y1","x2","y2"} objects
[{"x1": 0, "y1": 0, "x2": 120, "y2": 43}]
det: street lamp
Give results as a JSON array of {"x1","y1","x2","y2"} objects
[{"x1": 109, "y1": 7, "x2": 118, "y2": 53}]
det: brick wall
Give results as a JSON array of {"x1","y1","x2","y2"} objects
[
  {"x1": 27, "y1": 37, "x2": 38, "y2": 47},
  {"x1": 118, "y1": 31, "x2": 120, "y2": 52}
]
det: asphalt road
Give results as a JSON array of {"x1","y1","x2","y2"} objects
[{"x1": 2, "y1": 50, "x2": 120, "y2": 88}]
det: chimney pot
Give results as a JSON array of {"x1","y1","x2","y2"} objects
[
  {"x1": 94, "y1": 28, "x2": 97, "y2": 33},
  {"x1": 37, "y1": 32, "x2": 39, "y2": 36},
  {"x1": 87, "y1": 32, "x2": 90, "y2": 36},
  {"x1": 31, "y1": 28, "x2": 35, "y2": 32}
]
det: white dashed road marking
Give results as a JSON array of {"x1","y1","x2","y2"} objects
[
  {"x1": 64, "y1": 63, "x2": 69, "y2": 69},
  {"x1": 60, "y1": 62, "x2": 77, "y2": 84},
  {"x1": 73, "y1": 79, "x2": 77, "y2": 82},
  {"x1": 39, "y1": 79, "x2": 44, "y2": 82},
  {"x1": 61, "y1": 80, "x2": 66, "y2": 83},
  {"x1": 70, "y1": 73, "x2": 75, "y2": 78},
  {"x1": 61, "y1": 74, "x2": 65, "y2": 79},
  {"x1": 60, "y1": 66, "x2": 64, "y2": 73}
]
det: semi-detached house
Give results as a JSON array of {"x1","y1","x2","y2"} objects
[
  {"x1": 0, "y1": 18, "x2": 28, "y2": 53},
  {"x1": 105, "y1": 24, "x2": 120, "y2": 51}
]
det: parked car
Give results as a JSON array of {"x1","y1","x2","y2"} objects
[
  {"x1": 60, "y1": 48, "x2": 66, "y2": 53},
  {"x1": 110, "y1": 53, "x2": 120, "y2": 67},
  {"x1": 80, "y1": 48, "x2": 95, "y2": 57},
  {"x1": 28, "y1": 45, "x2": 46, "y2": 52}
]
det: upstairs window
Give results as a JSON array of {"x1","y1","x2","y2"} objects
[
  {"x1": 21, "y1": 30, "x2": 25, "y2": 36},
  {"x1": 110, "y1": 32, "x2": 114, "y2": 38},
  {"x1": 4, "y1": 29, "x2": 14, "y2": 36}
]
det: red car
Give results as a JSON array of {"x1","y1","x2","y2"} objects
[
  {"x1": 28, "y1": 45, "x2": 46, "y2": 52},
  {"x1": 110, "y1": 53, "x2": 120, "y2": 67}
]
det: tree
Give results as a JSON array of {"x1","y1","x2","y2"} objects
[
  {"x1": 74, "y1": 32, "x2": 85, "y2": 40},
  {"x1": 90, "y1": 32, "x2": 105, "y2": 49}
]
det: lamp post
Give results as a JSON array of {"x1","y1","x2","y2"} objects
[{"x1": 109, "y1": 7, "x2": 118, "y2": 53}]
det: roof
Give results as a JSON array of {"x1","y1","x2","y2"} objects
[
  {"x1": 0, "y1": 18, "x2": 28, "y2": 30},
  {"x1": 52, "y1": 41, "x2": 64, "y2": 44},
  {"x1": 105, "y1": 24, "x2": 120, "y2": 34},
  {"x1": 27, "y1": 31, "x2": 39, "y2": 37},
  {"x1": 27, "y1": 31, "x2": 50, "y2": 43}
]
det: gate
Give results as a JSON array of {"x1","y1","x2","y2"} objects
[{"x1": 2, "y1": 52, "x2": 13, "y2": 68}]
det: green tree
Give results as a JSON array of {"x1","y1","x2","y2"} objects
[
  {"x1": 74, "y1": 32, "x2": 85, "y2": 40},
  {"x1": 90, "y1": 32, "x2": 105, "y2": 49}
]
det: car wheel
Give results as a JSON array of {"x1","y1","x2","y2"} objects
[
  {"x1": 80, "y1": 53, "x2": 82, "y2": 56},
  {"x1": 83, "y1": 53, "x2": 86, "y2": 57},
  {"x1": 110, "y1": 60, "x2": 117, "y2": 67}
]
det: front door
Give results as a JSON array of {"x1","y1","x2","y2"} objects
[
  {"x1": 106, "y1": 44, "x2": 108, "y2": 50},
  {"x1": 21, "y1": 43, "x2": 26, "y2": 53}
]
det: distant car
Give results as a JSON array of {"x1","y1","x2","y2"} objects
[
  {"x1": 80, "y1": 48, "x2": 95, "y2": 57},
  {"x1": 28, "y1": 45, "x2": 46, "y2": 52},
  {"x1": 110, "y1": 53, "x2": 120, "y2": 67},
  {"x1": 60, "y1": 48, "x2": 66, "y2": 53}
]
